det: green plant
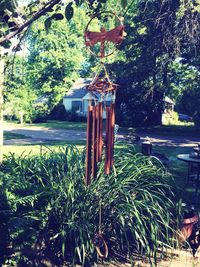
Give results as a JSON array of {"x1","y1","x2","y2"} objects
[{"x1": 0, "y1": 145, "x2": 177, "y2": 266}]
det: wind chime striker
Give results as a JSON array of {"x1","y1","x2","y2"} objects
[{"x1": 84, "y1": 11, "x2": 125, "y2": 186}]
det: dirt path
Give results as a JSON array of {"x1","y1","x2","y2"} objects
[
  {"x1": 4, "y1": 124, "x2": 86, "y2": 145},
  {"x1": 4, "y1": 124, "x2": 200, "y2": 146}
]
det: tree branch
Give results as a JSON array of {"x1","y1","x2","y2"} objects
[{"x1": 0, "y1": 0, "x2": 62, "y2": 45}]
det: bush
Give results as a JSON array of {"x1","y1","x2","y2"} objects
[
  {"x1": 49, "y1": 103, "x2": 87, "y2": 122},
  {"x1": 31, "y1": 104, "x2": 48, "y2": 123},
  {"x1": 0, "y1": 146, "x2": 177, "y2": 266},
  {"x1": 193, "y1": 112, "x2": 200, "y2": 127},
  {"x1": 64, "y1": 110, "x2": 87, "y2": 122},
  {"x1": 49, "y1": 103, "x2": 68, "y2": 121}
]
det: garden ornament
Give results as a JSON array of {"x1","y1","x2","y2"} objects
[
  {"x1": 84, "y1": 11, "x2": 125, "y2": 186},
  {"x1": 93, "y1": 233, "x2": 108, "y2": 258},
  {"x1": 179, "y1": 211, "x2": 200, "y2": 256},
  {"x1": 84, "y1": 11, "x2": 125, "y2": 58}
]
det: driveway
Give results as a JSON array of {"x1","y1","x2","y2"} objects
[
  {"x1": 4, "y1": 124, "x2": 87, "y2": 145},
  {"x1": 4, "y1": 124, "x2": 200, "y2": 147}
]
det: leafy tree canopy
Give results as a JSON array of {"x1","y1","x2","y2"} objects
[{"x1": 2, "y1": 0, "x2": 200, "y2": 126}]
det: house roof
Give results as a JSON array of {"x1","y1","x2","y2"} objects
[
  {"x1": 64, "y1": 78, "x2": 92, "y2": 99},
  {"x1": 164, "y1": 96, "x2": 175, "y2": 104}
]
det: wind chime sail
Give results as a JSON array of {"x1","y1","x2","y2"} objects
[{"x1": 84, "y1": 11, "x2": 125, "y2": 186}]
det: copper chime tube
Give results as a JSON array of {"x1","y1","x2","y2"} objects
[
  {"x1": 85, "y1": 105, "x2": 93, "y2": 186},
  {"x1": 105, "y1": 106, "x2": 111, "y2": 174},
  {"x1": 97, "y1": 102, "x2": 103, "y2": 162},
  {"x1": 86, "y1": 92, "x2": 116, "y2": 182},
  {"x1": 92, "y1": 105, "x2": 98, "y2": 179},
  {"x1": 110, "y1": 103, "x2": 115, "y2": 168}
]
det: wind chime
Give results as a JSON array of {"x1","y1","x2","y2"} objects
[{"x1": 84, "y1": 12, "x2": 126, "y2": 186}]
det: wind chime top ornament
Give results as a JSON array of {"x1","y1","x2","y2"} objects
[{"x1": 84, "y1": 11, "x2": 126, "y2": 58}]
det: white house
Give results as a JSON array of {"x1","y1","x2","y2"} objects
[
  {"x1": 63, "y1": 78, "x2": 112, "y2": 118},
  {"x1": 163, "y1": 96, "x2": 175, "y2": 113},
  {"x1": 161, "y1": 96, "x2": 175, "y2": 124}
]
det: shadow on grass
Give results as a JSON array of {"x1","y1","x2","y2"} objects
[
  {"x1": 119, "y1": 124, "x2": 200, "y2": 138},
  {"x1": 4, "y1": 131, "x2": 28, "y2": 140}
]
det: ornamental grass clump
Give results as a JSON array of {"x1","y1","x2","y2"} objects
[{"x1": 0, "y1": 145, "x2": 176, "y2": 266}]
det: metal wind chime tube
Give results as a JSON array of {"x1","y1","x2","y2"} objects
[
  {"x1": 85, "y1": 104, "x2": 93, "y2": 186},
  {"x1": 97, "y1": 101, "x2": 103, "y2": 162},
  {"x1": 105, "y1": 95, "x2": 116, "y2": 174},
  {"x1": 84, "y1": 11, "x2": 126, "y2": 185},
  {"x1": 110, "y1": 101, "x2": 115, "y2": 168},
  {"x1": 91, "y1": 104, "x2": 98, "y2": 179}
]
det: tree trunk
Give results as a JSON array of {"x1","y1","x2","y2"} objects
[{"x1": 0, "y1": 49, "x2": 4, "y2": 163}]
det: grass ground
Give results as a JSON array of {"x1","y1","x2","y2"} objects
[
  {"x1": 30, "y1": 120, "x2": 87, "y2": 130},
  {"x1": 3, "y1": 140, "x2": 86, "y2": 155},
  {"x1": 120, "y1": 122, "x2": 200, "y2": 137},
  {"x1": 138, "y1": 124, "x2": 200, "y2": 137}
]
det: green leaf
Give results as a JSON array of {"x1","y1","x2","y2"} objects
[
  {"x1": 44, "y1": 17, "x2": 52, "y2": 32},
  {"x1": 52, "y1": 13, "x2": 64, "y2": 20},
  {"x1": 1, "y1": 40, "x2": 12, "y2": 49},
  {"x1": 74, "y1": 0, "x2": 81, "y2": 6},
  {"x1": 121, "y1": 0, "x2": 127, "y2": 9},
  {"x1": 65, "y1": 3, "x2": 74, "y2": 21}
]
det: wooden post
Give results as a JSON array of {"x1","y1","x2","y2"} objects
[{"x1": 0, "y1": 48, "x2": 4, "y2": 163}]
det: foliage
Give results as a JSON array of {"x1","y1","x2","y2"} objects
[
  {"x1": 4, "y1": 56, "x2": 36, "y2": 122},
  {"x1": 0, "y1": 0, "x2": 127, "y2": 49},
  {"x1": 49, "y1": 104, "x2": 87, "y2": 122},
  {"x1": 0, "y1": 145, "x2": 177, "y2": 265},
  {"x1": 110, "y1": 1, "x2": 176, "y2": 126},
  {"x1": 175, "y1": 71, "x2": 200, "y2": 126},
  {"x1": 2, "y1": 0, "x2": 200, "y2": 127},
  {"x1": 165, "y1": 60, "x2": 198, "y2": 103},
  {"x1": 4, "y1": 7, "x2": 89, "y2": 122},
  {"x1": 25, "y1": 7, "x2": 88, "y2": 108}
]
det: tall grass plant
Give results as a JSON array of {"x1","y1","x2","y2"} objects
[{"x1": 0, "y1": 145, "x2": 177, "y2": 266}]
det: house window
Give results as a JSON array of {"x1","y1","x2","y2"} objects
[{"x1": 72, "y1": 101, "x2": 82, "y2": 112}]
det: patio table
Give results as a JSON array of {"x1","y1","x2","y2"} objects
[{"x1": 177, "y1": 154, "x2": 200, "y2": 198}]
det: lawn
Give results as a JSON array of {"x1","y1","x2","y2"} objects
[
  {"x1": 31, "y1": 120, "x2": 87, "y2": 130},
  {"x1": 120, "y1": 123, "x2": 200, "y2": 137},
  {"x1": 138, "y1": 124, "x2": 200, "y2": 137},
  {"x1": 3, "y1": 140, "x2": 86, "y2": 155}
]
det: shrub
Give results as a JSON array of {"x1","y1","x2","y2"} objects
[
  {"x1": 64, "y1": 110, "x2": 87, "y2": 122},
  {"x1": 49, "y1": 103, "x2": 68, "y2": 121},
  {"x1": 193, "y1": 112, "x2": 200, "y2": 127},
  {"x1": 0, "y1": 145, "x2": 176, "y2": 266}
]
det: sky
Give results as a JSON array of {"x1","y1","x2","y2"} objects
[{"x1": 17, "y1": 0, "x2": 31, "y2": 7}]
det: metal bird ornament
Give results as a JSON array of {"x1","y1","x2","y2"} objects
[
  {"x1": 85, "y1": 25, "x2": 125, "y2": 58},
  {"x1": 84, "y1": 12, "x2": 125, "y2": 58}
]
